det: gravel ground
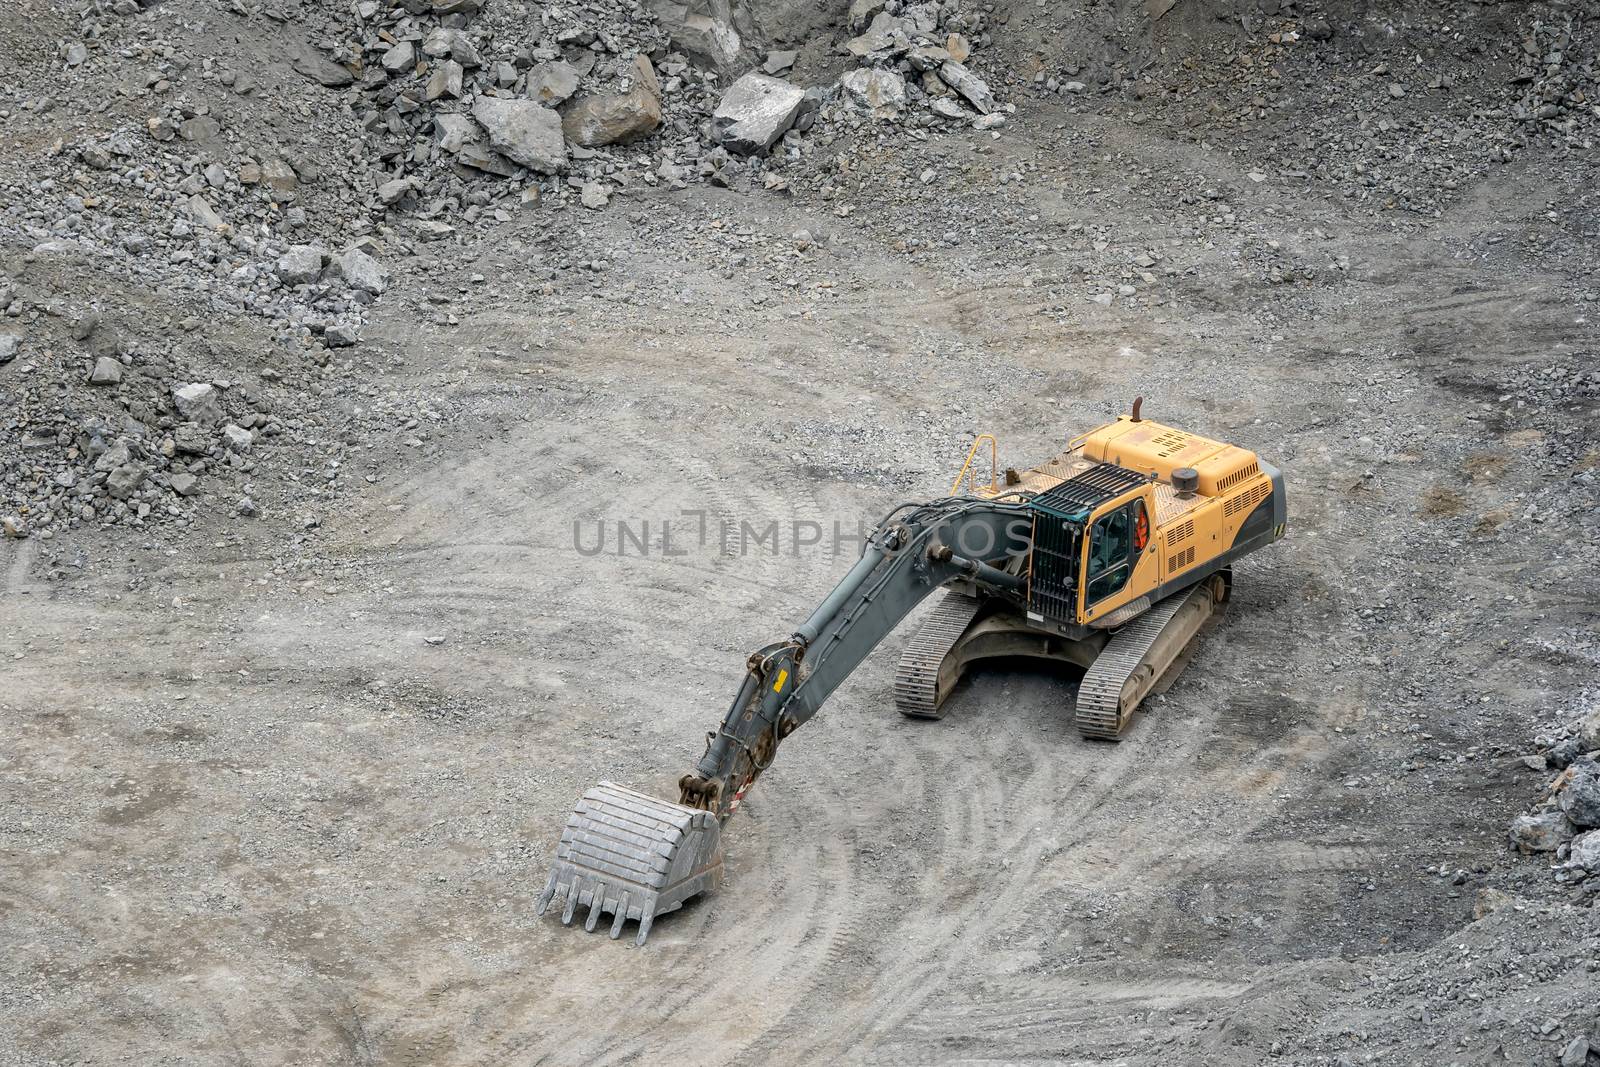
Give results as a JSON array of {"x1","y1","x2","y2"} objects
[{"x1": 2, "y1": 1, "x2": 1598, "y2": 1064}]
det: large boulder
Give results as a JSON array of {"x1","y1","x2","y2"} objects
[
  {"x1": 1560, "y1": 759, "x2": 1600, "y2": 828},
  {"x1": 1571, "y1": 828, "x2": 1600, "y2": 872},
  {"x1": 328, "y1": 248, "x2": 387, "y2": 296},
  {"x1": 649, "y1": 0, "x2": 749, "y2": 72},
  {"x1": 711, "y1": 72, "x2": 805, "y2": 156},
  {"x1": 561, "y1": 59, "x2": 663, "y2": 147},
  {"x1": 1578, "y1": 708, "x2": 1600, "y2": 752},
  {"x1": 471, "y1": 97, "x2": 566, "y2": 173},
  {"x1": 838, "y1": 68, "x2": 907, "y2": 117},
  {"x1": 106, "y1": 462, "x2": 147, "y2": 500},
  {"x1": 1508, "y1": 810, "x2": 1573, "y2": 853},
  {"x1": 276, "y1": 244, "x2": 325, "y2": 286},
  {"x1": 938, "y1": 60, "x2": 995, "y2": 114}
]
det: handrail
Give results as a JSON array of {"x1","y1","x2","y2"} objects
[{"x1": 949, "y1": 433, "x2": 999, "y2": 496}]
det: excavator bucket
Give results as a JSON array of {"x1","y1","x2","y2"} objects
[{"x1": 536, "y1": 781, "x2": 723, "y2": 946}]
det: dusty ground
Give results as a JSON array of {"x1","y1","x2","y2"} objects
[{"x1": 4, "y1": 2, "x2": 1600, "y2": 1065}]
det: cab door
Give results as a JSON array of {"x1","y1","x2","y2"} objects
[{"x1": 1078, "y1": 491, "x2": 1156, "y2": 624}]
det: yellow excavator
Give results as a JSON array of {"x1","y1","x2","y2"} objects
[{"x1": 537, "y1": 400, "x2": 1287, "y2": 943}]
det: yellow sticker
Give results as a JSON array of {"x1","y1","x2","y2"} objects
[{"x1": 773, "y1": 668, "x2": 789, "y2": 693}]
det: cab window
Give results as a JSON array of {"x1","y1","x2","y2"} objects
[{"x1": 1086, "y1": 500, "x2": 1146, "y2": 605}]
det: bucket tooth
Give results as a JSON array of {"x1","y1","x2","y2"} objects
[{"x1": 538, "y1": 781, "x2": 722, "y2": 945}]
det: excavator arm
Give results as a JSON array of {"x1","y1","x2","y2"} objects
[
  {"x1": 680, "y1": 497, "x2": 1033, "y2": 820},
  {"x1": 537, "y1": 497, "x2": 1034, "y2": 943}
]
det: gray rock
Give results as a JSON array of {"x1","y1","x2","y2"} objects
[
  {"x1": 328, "y1": 248, "x2": 387, "y2": 295},
  {"x1": 106, "y1": 463, "x2": 147, "y2": 499},
  {"x1": 1508, "y1": 810, "x2": 1573, "y2": 853},
  {"x1": 1560, "y1": 759, "x2": 1600, "y2": 828},
  {"x1": 763, "y1": 50, "x2": 797, "y2": 75},
  {"x1": 81, "y1": 143, "x2": 112, "y2": 169},
  {"x1": 847, "y1": 0, "x2": 886, "y2": 32},
  {"x1": 89, "y1": 357, "x2": 123, "y2": 385},
  {"x1": 938, "y1": 61, "x2": 995, "y2": 114},
  {"x1": 65, "y1": 41, "x2": 88, "y2": 67},
  {"x1": 186, "y1": 195, "x2": 225, "y2": 229},
  {"x1": 1578, "y1": 708, "x2": 1600, "y2": 752},
  {"x1": 1548, "y1": 736, "x2": 1582, "y2": 770},
  {"x1": 276, "y1": 245, "x2": 325, "y2": 285},
  {"x1": 237, "y1": 496, "x2": 258, "y2": 517},
  {"x1": 170, "y1": 472, "x2": 199, "y2": 497},
  {"x1": 648, "y1": 0, "x2": 745, "y2": 72},
  {"x1": 180, "y1": 116, "x2": 221, "y2": 144},
  {"x1": 930, "y1": 97, "x2": 968, "y2": 120},
  {"x1": 435, "y1": 113, "x2": 482, "y2": 153},
  {"x1": 455, "y1": 144, "x2": 518, "y2": 177},
  {"x1": 0, "y1": 334, "x2": 18, "y2": 364},
  {"x1": 1570, "y1": 829, "x2": 1600, "y2": 872},
  {"x1": 172, "y1": 382, "x2": 223, "y2": 424},
  {"x1": 427, "y1": 59, "x2": 464, "y2": 101},
  {"x1": 222, "y1": 424, "x2": 254, "y2": 451},
  {"x1": 260, "y1": 158, "x2": 298, "y2": 193},
  {"x1": 973, "y1": 113, "x2": 1004, "y2": 130},
  {"x1": 472, "y1": 97, "x2": 565, "y2": 173},
  {"x1": 847, "y1": 12, "x2": 912, "y2": 58},
  {"x1": 204, "y1": 162, "x2": 228, "y2": 189},
  {"x1": 526, "y1": 61, "x2": 580, "y2": 105},
  {"x1": 580, "y1": 182, "x2": 610, "y2": 210},
  {"x1": 378, "y1": 177, "x2": 417, "y2": 204},
  {"x1": 423, "y1": 28, "x2": 481, "y2": 67},
  {"x1": 173, "y1": 423, "x2": 208, "y2": 454},
  {"x1": 381, "y1": 41, "x2": 416, "y2": 75},
  {"x1": 711, "y1": 72, "x2": 806, "y2": 156},
  {"x1": 324, "y1": 323, "x2": 360, "y2": 347},
  {"x1": 292, "y1": 46, "x2": 355, "y2": 88},
  {"x1": 93, "y1": 440, "x2": 131, "y2": 474},
  {"x1": 838, "y1": 68, "x2": 907, "y2": 117},
  {"x1": 1560, "y1": 1036, "x2": 1590, "y2": 1067},
  {"x1": 2, "y1": 515, "x2": 28, "y2": 539}
]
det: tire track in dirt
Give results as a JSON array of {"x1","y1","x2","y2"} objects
[
  {"x1": 728, "y1": 676, "x2": 1167, "y2": 1064},
  {"x1": 344, "y1": 441, "x2": 883, "y2": 1065}
]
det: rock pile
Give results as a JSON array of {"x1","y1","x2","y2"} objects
[
  {"x1": 1509, "y1": 706, "x2": 1600, "y2": 897},
  {"x1": 832, "y1": 0, "x2": 1001, "y2": 128}
]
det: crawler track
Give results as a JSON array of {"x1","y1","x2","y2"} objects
[
  {"x1": 1075, "y1": 580, "x2": 1218, "y2": 739},
  {"x1": 892, "y1": 592, "x2": 984, "y2": 718}
]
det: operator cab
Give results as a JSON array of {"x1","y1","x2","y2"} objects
[{"x1": 1022, "y1": 462, "x2": 1152, "y2": 626}]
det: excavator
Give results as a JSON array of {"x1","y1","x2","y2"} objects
[{"x1": 537, "y1": 400, "x2": 1287, "y2": 944}]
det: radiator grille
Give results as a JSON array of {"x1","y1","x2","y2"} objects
[
  {"x1": 1027, "y1": 513, "x2": 1080, "y2": 621},
  {"x1": 1167, "y1": 545, "x2": 1196, "y2": 572},
  {"x1": 1168, "y1": 518, "x2": 1195, "y2": 544},
  {"x1": 1029, "y1": 462, "x2": 1147, "y2": 515},
  {"x1": 1224, "y1": 481, "x2": 1270, "y2": 517},
  {"x1": 1216, "y1": 461, "x2": 1262, "y2": 492}
]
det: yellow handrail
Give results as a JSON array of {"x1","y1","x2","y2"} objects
[{"x1": 949, "y1": 434, "x2": 999, "y2": 496}]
